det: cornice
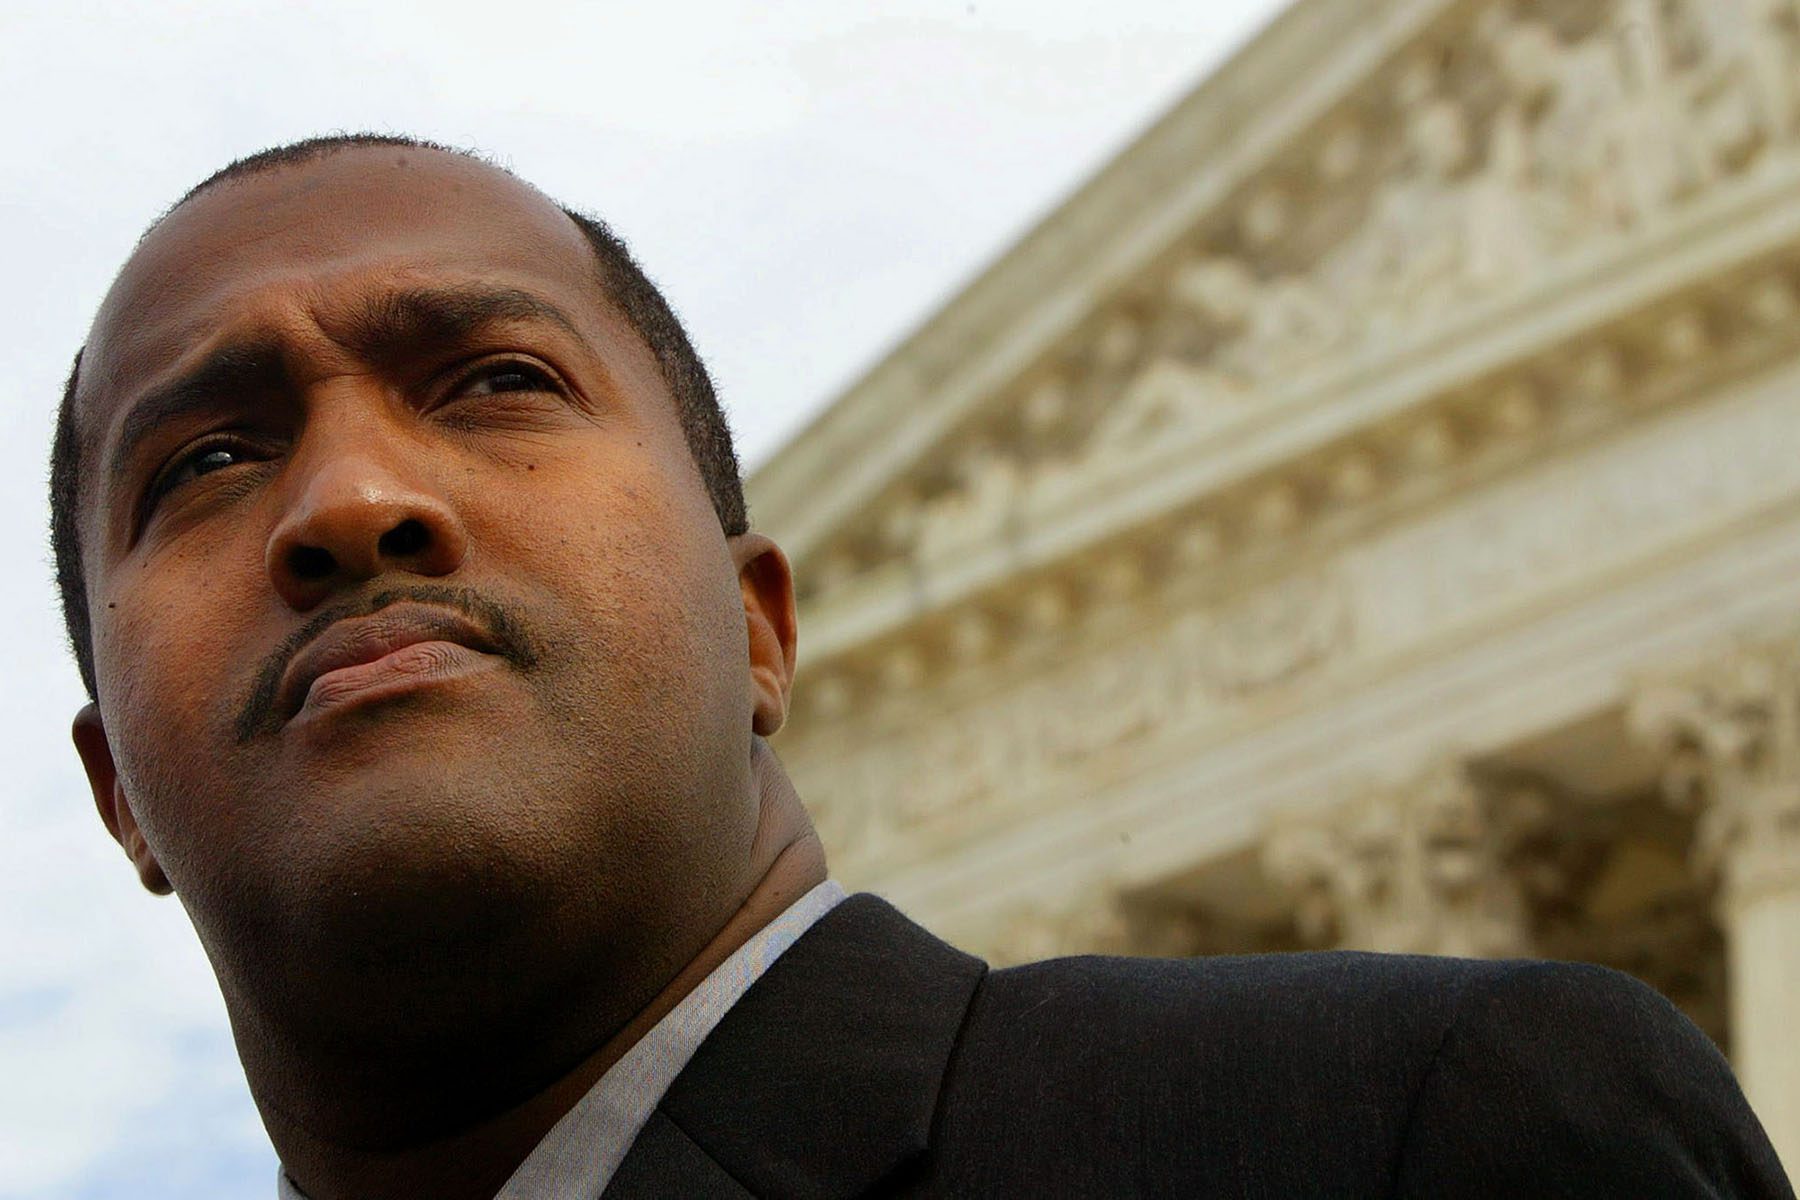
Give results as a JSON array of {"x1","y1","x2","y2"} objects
[{"x1": 788, "y1": 170, "x2": 1800, "y2": 699}]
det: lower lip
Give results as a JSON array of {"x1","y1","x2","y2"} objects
[{"x1": 292, "y1": 641, "x2": 502, "y2": 725}]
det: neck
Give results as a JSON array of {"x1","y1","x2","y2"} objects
[{"x1": 266, "y1": 745, "x2": 826, "y2": 1200}]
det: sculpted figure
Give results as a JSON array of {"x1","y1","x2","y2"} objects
[
  {"x1": 1319, "y1": 59, "x2": 1520, "y2": 324},
  {"x1": 1169, "y1": 254, "x2": 1343, "y2": 377},
  {"x1": 1678, "y1": 0, "x2": 1800, "y2": 165},
  {"x1": 1478, "y1": 1, "x2": 1713, "y2": 237},
  {"x1": 1605, "y1": 0, "x2": 1715, "y2": 222},
  {"x1": 1506, "y1": 7, "x2": 1644, "y2": 233},
  {"x1": 1085, "y1": 358, "x2": 1247, "y2": 452},
  {"x1": 913, "y1": 442, "x2": 1020, "y2": 561},
  {"x1": 1479, "y1": 9, "x2": 1581, "y2": 249}
]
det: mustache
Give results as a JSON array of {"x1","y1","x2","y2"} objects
[{"x1": 232, "y1": 584, "x2": 540, "y2": 743}]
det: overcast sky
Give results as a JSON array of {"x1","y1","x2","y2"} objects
[{"x1": 0, "y1": 2, "x2": 1288, "y2": 1195}]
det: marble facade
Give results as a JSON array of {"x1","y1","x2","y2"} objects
[{"x1": 748, "y1": 0, "x2": 1800, "y2": 1170}]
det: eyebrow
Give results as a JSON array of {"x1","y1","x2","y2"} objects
[
  {"x1": 101, "y1": 284, "x2": 596, "y2": 487},
  {"x1": 334, "y1": 284, "x2": 593, "y2": 365},
  {"x1": 105, "y1": 338, "x2": 289, "y2": 487}
]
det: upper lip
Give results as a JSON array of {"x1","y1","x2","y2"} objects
[{"x1": 276, "y1": 603, "x2": 502, "y2": 721}]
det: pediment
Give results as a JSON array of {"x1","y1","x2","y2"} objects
[{"x1": 747, "y1": 0, "x2": 1800, "y2": 689}]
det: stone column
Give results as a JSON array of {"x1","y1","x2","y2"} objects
[
  {"x1": 1632, "y1": 633, "x2": 1800, "y2": 1174},
  {"x1": 1263, "y1": 759, "x2": 1557, "y2": 959}
]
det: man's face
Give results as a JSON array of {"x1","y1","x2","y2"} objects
[{"x1": 70, "y1": 149, "x2": 777, "y2": 1035}]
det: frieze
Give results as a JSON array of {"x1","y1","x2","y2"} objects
[
  {"x1": 791, "y1": 570, "x2": 1352, "y2": 865},
  {"x1": 1344, "y1": 363, "x2": 1800, "y2": 653}
]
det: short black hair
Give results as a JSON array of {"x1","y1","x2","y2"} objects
[{"x1": 49, "y1": 133, "x2": 748, "y2": 701}]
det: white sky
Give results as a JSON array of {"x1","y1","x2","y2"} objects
[{"x1": 0, "y1": 2, "x2": 1289, "y2": 1194}]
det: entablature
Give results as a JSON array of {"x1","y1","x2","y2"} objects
[{"x1": 752, "y1": 0, "x2": 1800, "y2": 717}]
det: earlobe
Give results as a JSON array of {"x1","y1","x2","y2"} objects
[
  {"x1": 731, "y1": 534, "x2": 798, "y2": 739},
  {"x1": 71, "y1": 703, "x2": 173, "y2": 896}
]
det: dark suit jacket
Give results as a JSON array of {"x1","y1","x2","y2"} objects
[{"x1": 605, "y1": 894, "x2": 1793, "y2": 1198}]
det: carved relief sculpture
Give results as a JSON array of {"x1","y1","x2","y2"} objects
[
  {"x1": 914, "y1": 442, "x2": 1023, "y2": 562},
  {"x1": 848, "y1": 0, "x2": 1800, "y2": 580},
  {"x1": 1676, "y1": 0, "x2": 1800, "y2": 167}
]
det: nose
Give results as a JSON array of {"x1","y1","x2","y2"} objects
[{"x1": 265, "y1": 440, "x2": 469, "y2": 612}]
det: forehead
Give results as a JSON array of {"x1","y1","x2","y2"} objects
[{"x1": 77, "y1": 148, "x2": 606, "y2": 435}]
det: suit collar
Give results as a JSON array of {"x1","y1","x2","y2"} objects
[{"x1": 612, "y1": 893, "x2": 986, "y2": 1198}]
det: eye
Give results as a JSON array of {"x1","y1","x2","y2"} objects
[
  {"x1": 150, "y1": 440, "x2": 255, "y2": 502},
  {"x1": 188, "y1": 447, "x2": 240, "y2": 475},
  {"x1": 456, "y1": 360, "x2": 558, "y2": 396}
]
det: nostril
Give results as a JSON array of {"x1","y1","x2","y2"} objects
[
  {"x1": 379, "y1": 518, "x2": 430, "y2": 558},
  {"x1": 289, "y1": 545, "x2": 335, "y2": 581}
]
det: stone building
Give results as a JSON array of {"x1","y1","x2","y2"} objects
[{"x1": 747, "y1": 0, "x2": 1800, "y2": 1169}]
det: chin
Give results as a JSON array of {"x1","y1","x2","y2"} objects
[
  {"x1": 304, "y1": 781, "x2": 570, "y2": 926},
  {"x1": 183, "y1": 693, "x2": 733, "y2": 1023}
]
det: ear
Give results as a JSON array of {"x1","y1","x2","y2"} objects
[
  {"x1": 71, "y1": 703, "x2": 172, "y2": 895},
  {"x1": 730, "y1": 533, "x2": 797, "y2": 739}
]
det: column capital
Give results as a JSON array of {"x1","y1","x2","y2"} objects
[
  {"x1": 1263, "y1": 759, "x2": 1560, "y2": 958},
  {"x1": 1630, "y1": 630, "x2": 1800, "y2": 908}
]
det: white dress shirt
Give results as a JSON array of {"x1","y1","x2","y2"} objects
[{"x1": 277, "y1": 880, "x2": 846, "y2": 1200}]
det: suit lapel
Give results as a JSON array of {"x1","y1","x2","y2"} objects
[
  {"x1": 602, "y1": 1109, "x2": 754, "y2": 1198},
  {"x1": 618, "y1": 894, "x2": 986, "y2": 1199}
]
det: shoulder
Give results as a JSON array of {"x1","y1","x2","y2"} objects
[
  {"x1": 962, "y1": 946, "x2": 1522, "y2": 1071},
  {"x1": 954, "y1": 947, "x2": 1526, "y2": 1079},
  {"x1": 969, "y1": 949, "x2": 1711, "y2": 1063},
  {"x1": 925, "y1": 952, "x2": 1791, "y2": 1198},
  {"x1": 979, "y1": 943, "x2": 1499, "y2": 1023},
  {"x1": 926, "y1": 950, "x2": 1489, "y2": 1195},
  {"x1": 1395, "y1": 958, "x2": 1790, "y2": 1197}
]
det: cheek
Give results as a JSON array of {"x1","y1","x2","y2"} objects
[
  {"x1": 91, "y1": 538, "x2": 266, "y2": 802},
  {"x1": 482, "y1": 454, "x2": 747, "y2": 719}
]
